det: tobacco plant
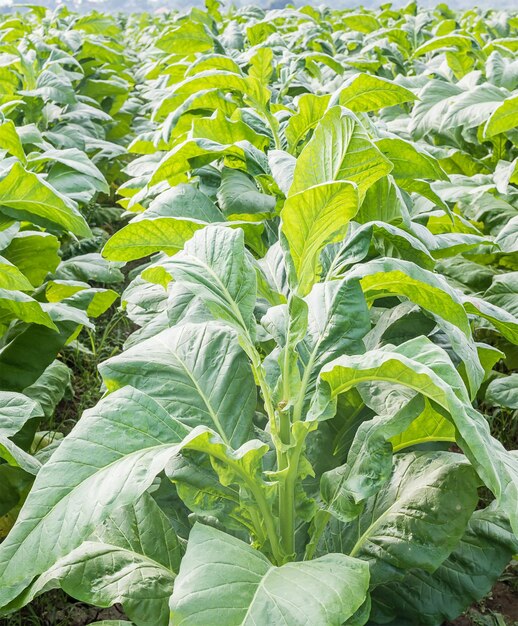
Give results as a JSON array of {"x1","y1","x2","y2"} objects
[{"x1": 0, "y1": 2, "x2": 518, "y2": 626}]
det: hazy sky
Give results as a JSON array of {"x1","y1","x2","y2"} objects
[{"x1": 1, "y1": 0, "x2": 516, "y2": 10}]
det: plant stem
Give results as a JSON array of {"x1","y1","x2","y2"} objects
[
  {"x1": 304, "y1": 510, "x2": 331, "y2": 561},
  {"x1": 248, "y1": 481, "x2": 283, "y2": 564},
  {"x1": 264, "y1": 108, "x2": 282, "y2": 150},
  {"x1": 278, "y1": 432, "x2": 306, "y2": 558}
]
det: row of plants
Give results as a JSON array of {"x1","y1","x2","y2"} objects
[
  {"x1": 0, "y1": 1, "x2": 518, "y2": 625},
  {"x1": 0, "y1": 9, "x2": 133, "y2": 538}
]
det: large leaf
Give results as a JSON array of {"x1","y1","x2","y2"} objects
[
  {"x1": 0, "y1": 387, "x2": 189, "y2": 606},
  {"x1": 288, "y1": 106, "x2": 392, "y2": 201},
  {"x1": 280, "y1": 181, "x2": 358, "y2": 295},
  {"x1": 217, "y1": 168, "x2": 275, "y2": 216},
  {"x1": 170, "y1": 523, "x2": 370, "y2": 626},
  {"x1": 346, "y1": 258, "x2": 472, "y2": 336},
  {"x1": 149, "y1": 226, "x2": 257, "y2": 335},
  {"x1": 103, "y1": 217, "x2": 206, "y2": 262},
  {"x1": 319, "y1": 451, "x2": 479, "y2": 586},
  {"x1": 0, "y1": 162, "x2": 90, "y2": 237},
  {"x1": 486, "y1": 374, "x2": 518, "y2": 409},
  {"x1": 53, "y1": 253, "x2": 124, "y2": 285},
  {"x1": 313, "y1": 337, "x2": 518, "y2": 534},
  {"x1": 0, "y1": 289, "x2": 57, "y2": 331},
  {"x1": 100, "y1": 322, "x2": 256, "y2": 448},
  {"x1": 485, "y1": 272, "x2": 518, "y2": 318},
  {"x1": 2, "y1": 232, "x2": 60, "y2": 287},
  {"x1": 484, "y1": 93, "x2": 518, "y2": 137},
  {"x1": 0, "y1": 391, "x2": 42, "y2": 437},
  {"x1": 335, "y1": 74, "x2": 416, "y2": 113},
  {"x1": 23, "y1": 360, "x2": 71, "y2": 420},
  {"x1": 5, "y1": 494, "x2": 181, "y2": 626},
  {"x1": 371, "y1": 504, "x2": 518, "y2": 625},
  {"x1": 320, "y1": 395, "x2": 426, "y2": 522},
  {"x1": 285, "y1": 93, "x2": 330, "y2": 153},
  {"x1": 0, "y1": 257, "x2": 33, "y2": 291}
]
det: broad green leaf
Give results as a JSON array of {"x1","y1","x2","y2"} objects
[
  {"x1": 53, "y1": 253, "x2": 124, "y2": 284},
  {"x1": 413, "y1": 34, "x2": 473, "y2": 57},
  {"x1": 152, "y1": 226, "x2": 257, "y2": 335},
  {"x1": 170, "y1": 523, "x2": 370, "y2": 626},
  {"x1": 291, "y1": 278, "x2": 370, "y2": 414},
  {"x1": 268, "y1": 149, "x2": 296, "y2": 196},
  {"x1": 355, "y1": 176, "x2": 409, "y2": 225},
  {"x1": 217, "y1": 168, "x2": 276, "y2": 216},
  {"x1": 313, "y1": 337, "x2": 518, "y2": 534},
  {"x1": 322, "y1": 221, "x2": 435, "y2": 278},
  {"x1": 484, "y1": 93, "x2": 518, "y2": 137},
  {"x1": 464, "y1": 296, "x2": 518, "y2": 344},
  {"x1": 0, "y1": 256, "x2": 33, "y2": 291},
  {"x1": 0, "y1": 387, "x2": 190, "y2": 606},
  {"x1": 0, "y1": 308, "x2": 81, "y2": 391},
  {"x1": 281, "y1": 181, "x2": 359, "y2": 295},
  {"x1": 346, "y1": 258, "x2": 472, "y2": 336},
  {"x1": 149, "y1": 138, "x2": 246, "y2": 186},
  {"x1": 0, "y1": 120, "x2": 25, "y2": 163},
  {"x1": 375, "y1": 137, "x2": 448, "y2": 182},
  {"x1": 486, "y1": 374, "x2": 518, "y2": 409},
  {"x1": 372, "y1": 504, "x2": 518, "y2": 625},
  {"x1": 335, "y1": 74, "x2": 416, "y2": 113},
  {"x1": 248, "y1": 47, "x2": 274, "y2": 85},
  {"x1": 440, "y1": 84, "x2": 507, "y2": 131},
  {"x1": 289, "y1": 106, "x2": 392, "y2": 201},
  {"x1": 2, "y1": 232, "x2": 60, "y2": 287},
  {"x1": 5, "y1": 494, "x2": 181, "y2": 626},
  {"x1": 320, "y1": 395, "x2": 425, "y2": 522},
  {"x1": 103, "y1": 217, "x2": 207, "y2": 262},
  {"x1": 0, "y1": 220, "x2": 19, "y2": 251},
  {"x1": 100, "y1": 322, "x2": 256, "y2": 448},
  {"x1": 156, "y1": 21, "x2": 214, "y2": 54},
  {"x1": 410, "y1": 80, "x2": 463, "y2": 139},
  {"x1": 168, "y1": 453, "x2": 252, "y2": 534},
  {"x1": 28, "y1": 148, "x2": 108, "y2": 193},
  {"x1": 389, "y1": 399, "x2": 456, "y2": 452},
  {"x1": 67, "y1": 287, "x2": 117, "y2": 319},
  {"x1": 0, "y1": 433, "x2": 40, "y2": 474},
  {"x1": 192, "y1": 110, "x2": 270, "y2": 151},
  {"x1": 485, "y1": 273, "x2": 518, "y2": 318},
  {"x1": 0, "y1": 162, "x2": 90, "y2": 237},
  {"x1": 495, "y1": 215, "x2": 518, "y2": 252},
  {"x1": 168, "y1": 70, "x2": 268, "y2": 111},
  {"x1": 319, "y1": 451, "x2": 479, "y2": 586},
  {"x1": 146, "y1": 184, "x2": 223, "y2": 222},
  {"x1": 186, "y1": 54, "x2": 241, "y2": 77},
  {"x1": 342, "y1": 13, "x2": 380, "y2": 33},
  {"x1": 0, "y1": 391, "x2": 42, "y2": 437},
  {"x1": 285, "y1": 93, "x2": 330, "y2": 153},
  {"x1": 0, "y1": 289, "x2": 57, "y2": 330},
  {"x1": 23, "y1": 360, "x2": 71, "y2": 420}
]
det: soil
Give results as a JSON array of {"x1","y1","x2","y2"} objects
[{"x1": 0, "y1": 593, "x2": 127, "y2": 626}]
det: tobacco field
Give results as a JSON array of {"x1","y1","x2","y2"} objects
[{"x1": 0, "y1": 1, "x2": 517, "y2": 625}]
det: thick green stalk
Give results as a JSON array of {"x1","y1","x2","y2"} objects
[
  {"x1": 304, "y1": 510, "x2": 331, "y2": 561},
  {"x1": 278, "y1": 429, "x2": 307, "y2": 559},
  {"x1": 247, "y1": 481, "x2": 284, "y2": 565},
  {"x1": 264, "y1": 108, "x2": 282, "y2": 150}
]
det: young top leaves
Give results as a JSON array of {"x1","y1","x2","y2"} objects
[{"x1": 281, "y1": 106, "x2": 392, "y2": 295}]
